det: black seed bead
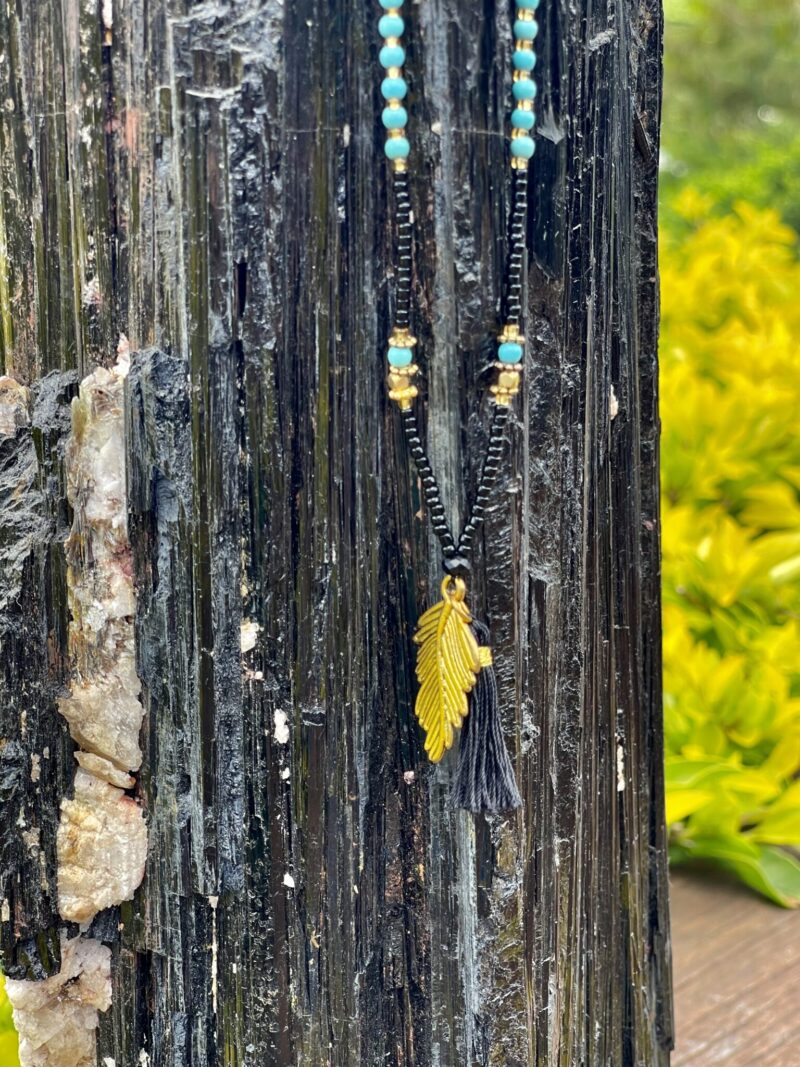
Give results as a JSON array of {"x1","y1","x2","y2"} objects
[
  {"x1": 443, "y1": 554, "x2": 471, "y2": 578},
  {"x1": 455, "y1": 402, "x2": 513, "y2": 553},
  {"x1": 399, "y1": 409, "x2": 456, "y2": 552},
  {"x1": 393, "y1": 172, "x2": 414, "y2": 327},
  {"x1": 503, "y1": 169, "x2": 529, "y2": 326},
  {"x1": 390, "y1": 122, "x2": 527, "y2": 565}
]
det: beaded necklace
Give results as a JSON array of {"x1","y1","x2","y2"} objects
[{"x1": 378, "y1": 1, "x2": 538, "y2": 812}]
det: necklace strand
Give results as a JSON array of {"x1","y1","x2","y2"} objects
[
  {"x1": 376, "y1": 1, "x2": 534, "y2": 807},
  {"x1": 379, "y1": 1, "x2": 538, "y2": 575}
]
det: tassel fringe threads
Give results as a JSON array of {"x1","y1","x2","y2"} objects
[{"x1": 451, "y1": 620, "x2": 522, "y2": 813}]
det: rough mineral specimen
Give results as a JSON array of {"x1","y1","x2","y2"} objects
[
  {"x1": 0, "y1": 375, "x2": 30, "y2": 436},
  {"x1": 57, "y1": 768, "x2": 147, "y2": 924},
  {"x1": 4, "y1": 935, "x2": 111, "y2": 1067},
  {"x1": 58, "y1": 354, "x2": 145, "y2": 773},
  {"x1": 58, "y1": 650, "x2": 144, "y2": 772},
  {"x1": 75, "y1": 751, "x2": 135, "y2": 790},
  {"x1": 56, "y1": 352, "x2": 148, "y2": 925}
]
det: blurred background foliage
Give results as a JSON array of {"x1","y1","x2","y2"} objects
[
  {"x1": 0, "y1": 978, "x2": 17, "y2": 1064},
  {"x1": 1, "y1": 1, "x2": 799, "y2": 1061},
  {"x1": 661, "y1": 0, "x2": 800, "y2": 904},
  {"x1": 661, "y1": 0, "x2": 800, "y2": 230}
]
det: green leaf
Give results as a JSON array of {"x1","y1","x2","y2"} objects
[
  {"x1": 665, "y1": 788, "x2": 716, "y2": 824},
  {"x1": 770, "y1": 555, "x2": 800, "y2": 585},
  {"x1": 673, "y1": 834, "x2": 800, "y2": 908},
  {"x1": 666, "y1": 756, "x2": 778, "y2": 803},
  {"x1": 749, "y1": 809, "x2": 800, "y2": 846},
  {"x1": 762, "y1": 735, "x2": 800, "y2": 782},
  {"x1": 748, "y1": 781, "x2": 800, "y2": 845},
  {"x1": 665, "y1": 757, "x2": 736, "y2": 788},
  {"x1": 686, "y1": 791, "x2": 742, "y2": 838}
]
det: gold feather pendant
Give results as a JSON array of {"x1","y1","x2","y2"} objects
[{"x1": 413, "y1": 576, "x2": 493, "y2": 762}]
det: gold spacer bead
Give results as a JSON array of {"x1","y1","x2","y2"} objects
[
  {"x1": 498, "y1": 324, "x2": 525, "y2": 343},
  {"x1": 516, "y1": 40, "x2": 533, "y2": 51},
  {"x1": 511, "y1": 156, "x2": 529, "y2": 170},
  {"x1": 391, "y1": 363, "x2": 419, "y2": 378},
  {"x1": 493, "y1": 361, "x2": 523, "y2": 372},
  {"x1": 387, "y1": 365, "x2": 419, "y2": 389},
  {"x1": 513, "y1": 70, "x2": 531, "y2": 82},
  {"x1": 388, "y1": 383, "x2": 419, "y2": 410},
  {"x1": 517, "y1": 8, "x2": 535, "y2": 20},
  {"x1": 498, "y1": 370, "x2": 521, "y2": 390},
  {"x1": 387, "y1": 66, "x2": 402, "y2": 78},
  {"x1": 392, "y1": 158, "x2": 408, "y2": 173},
  {"x1": 490, "y1": 370, "x2": 521, "y2": 405},
  {"x1": 387, "y1": 128, "x2": 405, "y2": 140},
  {"x1": 388, "y1": 327, "x2": 417, "y2": 348},
  {"x1": 385, "y1": 36, "x2": 400, "y2": 46},
  {"x1": 517, "y1": 99, "x2": 534, "y2": 111}
]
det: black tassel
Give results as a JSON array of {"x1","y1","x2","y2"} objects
[{"x1": 452, "y1": 619, "x2": 522, "y2": 813}]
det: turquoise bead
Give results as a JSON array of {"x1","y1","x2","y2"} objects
[
  {"x1": 514, "y1": 18, "x2": 538, "y2": 40},
  {"x1": 511, "y1": 108, "x2": 535, "y2": 130},
  {"x1": 516, "y1": 0, "x2": 539, "y2": 8},
  {"x1": 512, "y1": 78, "x2": 537, "y2": 101},
  {"x1": 379, "y1": 44, "x2": 405, "y2": 68},
  {"x1": 382, "y1": 105, "x2": 408, "y2": 129},
  {"x1": 511, "y1": 135, "x2": 535, "y2": 159},
  {"x1": 513, "y1": 49, "x2": 537, "y2": 72},
  {"x1": 381, "y1": 76, "x2": 408, "y2": 100},
  {"x1": 388, "y1": 346, "x2": 412, "y2": 366},
  {"x1": 379, "y1": 0, "x2": 403, "y2": 7},
  {"x1": 384, "y1": 136, "x2": 410, "y2": 160},
  {"x1": 378, "y1": 14, "x2": 404, "y2": 38},
  {"x1": 498, "y1": 342, "x2": 523, "y2": 363}
]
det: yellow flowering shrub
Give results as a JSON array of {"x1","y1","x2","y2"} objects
[{"x1": 661, "y1": 190, "x2": 800, "y2": 905}]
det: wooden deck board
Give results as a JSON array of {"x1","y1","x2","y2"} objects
[{"x1": 671, "y1": 867, "x2": 800, "y2": 1066}]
